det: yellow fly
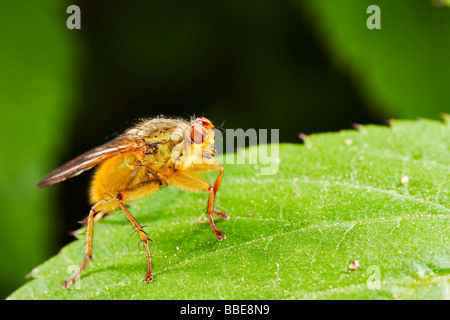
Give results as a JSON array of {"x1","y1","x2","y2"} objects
[{"x1": 37, "y1": 116, "x2": 227, "y2": 288}]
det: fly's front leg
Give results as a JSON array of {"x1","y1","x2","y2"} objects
[
  {"x1": 207, "y1": 163, "x2": 223, "y2": 196},
  {"x1": 207, "y1": 185, "x2": 226, "y2": 240},
  {"x1": 169, "y1": 171, "x2": 226, "y2": 241},
  {"x1": 185, "y1": 163, "x2": 228, "y2": 220}
]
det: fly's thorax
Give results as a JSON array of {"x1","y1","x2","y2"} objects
[
  {"x1": 139, "y1": 139, "x2": 178, "y2": 167},
  {"x1": 130, "y1": 116, "x2": 218, "y2": 170}
]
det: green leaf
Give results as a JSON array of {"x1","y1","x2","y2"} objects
[{"x1": 8, "y1": 118, "x2": 450, "y2": 299}]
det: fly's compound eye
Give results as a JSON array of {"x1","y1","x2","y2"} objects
[{"x1": 190, "y1": 126, "x2": 206, "y2": 144}]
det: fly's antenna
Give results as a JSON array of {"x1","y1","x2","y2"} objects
[{"x1": 215, "y1": 119, "x2": 226, "y2": 133}]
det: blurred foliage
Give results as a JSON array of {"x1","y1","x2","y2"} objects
[
  {"x1": 1, "y1": 0, "x2": 450, "y2": 299},
  {"x1": 433, "y1": 0, "x2": 450, "y2": 7},
  {"x1": 0, "y1": 1, "x2": 79, "y2": 298},
  {"x1": 300, "y1": 0, "x2": 450, "y2": 119}
]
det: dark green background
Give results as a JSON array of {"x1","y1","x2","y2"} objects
[{"x1": 0, "y1": 0, "x2": 449, "y2": 299}]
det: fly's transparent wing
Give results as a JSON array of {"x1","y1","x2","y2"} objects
[{"x1": 36, "y1": 136, "x2": 144, "y2": 188}]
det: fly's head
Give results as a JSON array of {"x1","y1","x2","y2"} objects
[{"x1": 175, "y1": 117, "x2": 219, "y2": 167}]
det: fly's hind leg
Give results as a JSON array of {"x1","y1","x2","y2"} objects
[
  {"x1": 116, "y1": 181, "x2": 161, "y2": 282},
  {"x1": 63, "y1": 198, "x2": 114, "y2": 288},
  {"x1": 93, "y1": 211, "x2": 107, "y2": 222},
  {"x1": 79, "y1": 210, "x2": 107, "y2": 224},
  {"x1": 63, "y1": 181, "x2": 160, "y2": 288}
]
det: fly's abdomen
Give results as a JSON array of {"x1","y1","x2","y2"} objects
[{"x1": 89, "y1": 153, "x2": 139, "y2": 206}]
